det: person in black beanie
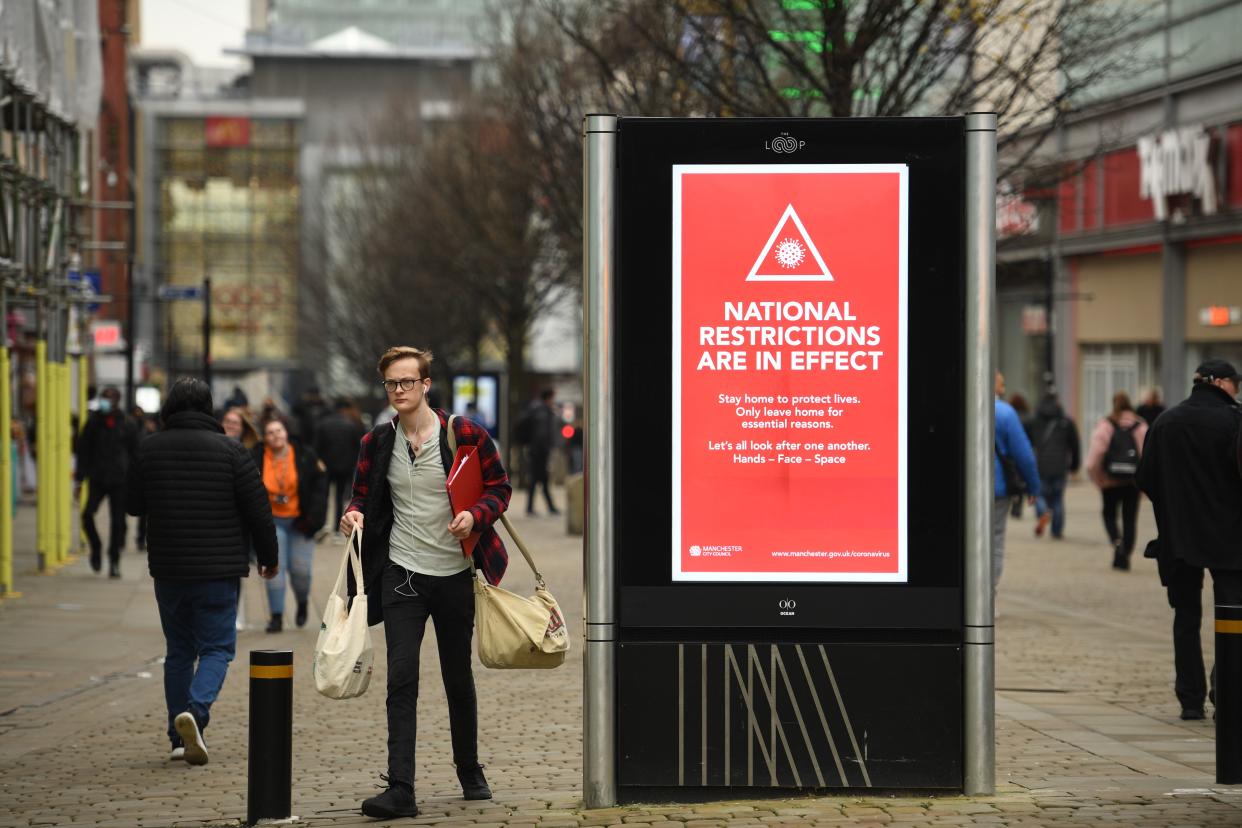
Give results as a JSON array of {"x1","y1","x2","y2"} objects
[{"x1": 1137, "y1": 358, "x2": 1242, "y2": 721}]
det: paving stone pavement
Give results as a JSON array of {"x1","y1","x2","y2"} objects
[{"x1": 1, "y1": 481, "x2": 1240, "y2": 827}]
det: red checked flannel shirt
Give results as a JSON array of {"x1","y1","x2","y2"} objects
[{"x1": 345, "y1": 408, "x2": 511, "y2": 625}]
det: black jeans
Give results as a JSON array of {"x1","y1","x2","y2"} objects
[
  {"x1": 526, "y1": 448, "x2": 555, "y2": 513},
  {"x1": 329, "y1": 473, "x2": 352, "y2": 527},
  {"x1": 1163, "y1": 558, "x2": 1242, "y2": 709},
  {"x1": 82, "y1": 482, "x2": 127, "y2": 564},
  {"x1": 1100, "y1": 485, "x2": 1139, "y2": 559},
  {"x1": 381, "y1": 564, "x2": 477, "y2": 790}
]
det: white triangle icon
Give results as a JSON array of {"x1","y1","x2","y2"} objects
[{"x1": 745, "y1": 204, "x2": 834, "y2": 282}]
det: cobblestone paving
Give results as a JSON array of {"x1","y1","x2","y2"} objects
[{"x1": 1, "y1": 482, "x2": 1240, "y2": 826}]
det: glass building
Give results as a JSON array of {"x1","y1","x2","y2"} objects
[{"x1": 138, "y1": 99, "x2": 304, "y2": 388}]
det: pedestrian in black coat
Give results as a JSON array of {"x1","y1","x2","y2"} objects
[
  {"x1": 314, "y1": 398, "x2": 366, "y2": 526},
  {"x1": 75, "y1": 386, "x2": 138, "y2": 576},
  {"x1": 125, "y1": 377, "x2": 278, "y2": 765},
  {"x1": 1028, "y1": 393, "x2": 1080, "y2": 539},
  {"x1": 1136, "y1": 359, "x2": 1242, "y2": 721}
]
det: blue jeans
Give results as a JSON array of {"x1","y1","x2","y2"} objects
[
  {"x1": 266, "y1": 517, "x2": 315, "y2": 615},
  {"x1": 154, "y1": 577, "x2": 239, "y2": 746},
  {"x1": 1038, "y1": 475, "x2": 1067, "y2": 537}
]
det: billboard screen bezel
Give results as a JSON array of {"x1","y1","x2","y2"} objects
[{"x1": 615, "y1": 117, "x2": 965, "y2": 631}]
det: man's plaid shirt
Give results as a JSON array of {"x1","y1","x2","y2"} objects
[{"x1": 346, "y1": 409, "x2": 512, "y2": 622}]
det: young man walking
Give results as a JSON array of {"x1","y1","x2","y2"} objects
[
  {"x1": 339, "y1": 346, "x2": 511, "y2": 819},
  {"x1": 126, "y1": 377, "x2": 279, "y2": 764}
]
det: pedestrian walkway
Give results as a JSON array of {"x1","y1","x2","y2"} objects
[{"x1": 1, "y1": 482, "x2": 1240, "y2": 827}]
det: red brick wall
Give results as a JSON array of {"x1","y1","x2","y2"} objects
[{"x1": 95, "y1": 0, "x2": 132, "y2": 326}]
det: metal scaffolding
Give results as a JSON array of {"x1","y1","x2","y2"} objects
[{"x1": 0, "y1": 69, "x2": 94, "y2": 593}]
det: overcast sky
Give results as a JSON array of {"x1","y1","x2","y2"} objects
[{"x1": 140, "y1": 0, "x2": 248, "y2": 68}]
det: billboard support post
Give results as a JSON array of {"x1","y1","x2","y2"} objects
[
  {"x1": 963, "y1": 111, "x2": 998, "y2": 796},
  {"x1": 582, "y1": 113, "x2": 618, "y2": 809}
]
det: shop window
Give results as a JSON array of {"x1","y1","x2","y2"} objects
[
  {"x1": 161, "y1": 118, "x2": 204, "y2": 148},
  {"x1": 1079, "y1": 344, "x2": 1159, "y2": 429}
]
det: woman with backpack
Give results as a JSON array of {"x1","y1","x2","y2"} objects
[{"x1": 1086, "y1": 391, "x2": 1148, "y2": 571}]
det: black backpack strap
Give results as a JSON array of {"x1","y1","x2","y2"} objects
[{"x1": 438, "y1": 413, "x2": 454, "y2": 474}]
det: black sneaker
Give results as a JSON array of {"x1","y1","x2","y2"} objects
[
  {"x1": 457, "y1": 763, "x2": 492, "y2": 800},
  {"x1": 296, "y1": 600, "x2": 308, "y2": 628},
  {"x1": 1180, "y1": 706, "x2": 1206, "y2": 721},
  {"x1": 266, "y1": 613, "x2": 283, "y2": 633},
  {"x1": 89, "y1": 548, "x2": 102, "y2": 573},
  {"x1": 108, "y1": 562, "x2": 121, "y2": 579},
  {"x1": 361, "y1": 783, "x2": 418, "y2": 818}
]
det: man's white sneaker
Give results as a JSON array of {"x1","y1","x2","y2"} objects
[
  {"x1": 174, "y1": 712, "x2": 209, "y2": 766},
  {"x1": 169, "y1": 745, "x2": 186, "y2": 761}
]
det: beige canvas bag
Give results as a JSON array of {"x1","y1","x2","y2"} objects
[
  {"x1": 474, "y1": 514, "x2": 569, "y2": 669},
  {"x1": 447, "y1": 416, "x2": 569, "y2": 669},
  {"x1": 312, "y1": 526, "x2": 374, "y2": 698}
]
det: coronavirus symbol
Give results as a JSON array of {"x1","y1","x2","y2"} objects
[{"x1": 774, "y1": 238, "x2": 806, "y2": 269}]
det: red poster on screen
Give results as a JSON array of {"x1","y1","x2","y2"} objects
[{"x1": 673, "y1": 164, "x2": 908, "y2": 582}]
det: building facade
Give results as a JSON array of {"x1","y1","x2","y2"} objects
[
  {"x1": 998, "y1": 0, "x2": 1242, "y2": 429},
  {"x1": 134, "y1": 93, "x2": 304, "y2": 402}
]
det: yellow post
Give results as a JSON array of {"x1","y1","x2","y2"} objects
[
  {"x1": 59, "y1": 361, "x2": 72, "y2": 563},
  {"x1": 77, "y1": 354, "x2": 88, "y2": 554},
  {"x1": 51, "y1": 361, "x2": 61, "y2": 566},
  {"x1": 50, "y1": 360, "x2": 62, "y2": 566},
  {"x1": 77, "y1": 356, "x2": 87, "y2": 433},
  {"x1": 35, "y1": 340, "x2": 47, "y2": 571},
  {"x1": 0, "y1": 342, "x2": 12, "y2": 594}
]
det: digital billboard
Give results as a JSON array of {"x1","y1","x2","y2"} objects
[{"x1": 672, "y1": 164, "x2": 908, "y2": 582}]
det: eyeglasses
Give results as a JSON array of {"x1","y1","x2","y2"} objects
[{"x1": 381, "y1": 377, "x2": 425, "y2": 393}]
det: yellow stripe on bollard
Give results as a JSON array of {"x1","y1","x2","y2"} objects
[
  {"x1": 1216, "y1": 619, "x2": 1242, "y2": 634},
  {"x1": 249, "y1": 664, "x2": 294, "y2": 680}
]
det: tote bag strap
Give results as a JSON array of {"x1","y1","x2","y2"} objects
[
  {"x1": 330, "y1": 524, "x2": 365, "y2": 599},
  {"x1": 447, "y1": 415, "x2": 545, "y2": 587}
]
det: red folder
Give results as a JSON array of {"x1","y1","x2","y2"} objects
[{"x1": 446, "y1": 445, "x2": 483, "y2": 557}]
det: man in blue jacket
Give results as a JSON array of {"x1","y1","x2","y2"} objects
[{"x1": 994, "y1": 373, "x2": 1041, "y2": 597}]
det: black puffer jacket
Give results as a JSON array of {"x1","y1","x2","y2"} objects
[
  {"x1": 1137, "y1": 383, "x2": 1242, "y2": 570},
  {"x1": 251, "y1": 441, "x2": 329, "y2": 539},
  {"x1": 126, "y1": 411, "x2": 277, "y2": 579}
]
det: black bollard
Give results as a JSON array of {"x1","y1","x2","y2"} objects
[
  {"x1": 1217, "y1": 604, "x2": 1242, "y2": 784},
  {"x1": 248, "y1": 649, "x2": 293, "y2": 825}
]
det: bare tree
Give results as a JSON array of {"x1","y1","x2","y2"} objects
[
  {"x1": 324, "y1": 98, "x2": 572, "y2": 462},
  {"x1": 322, "y1": 106, "x2": 478, "y2": 399},
  {"x1": 540, "y1": 0, "x2": 1159, "y2": 178}
]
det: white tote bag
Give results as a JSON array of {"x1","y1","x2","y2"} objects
[{"x1": 312, "y1": 526, "x2": 374, "y2": 699}]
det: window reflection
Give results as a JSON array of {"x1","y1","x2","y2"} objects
[{"x1": 156, "y1": 118, "x2": 300, "y2": 363}]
